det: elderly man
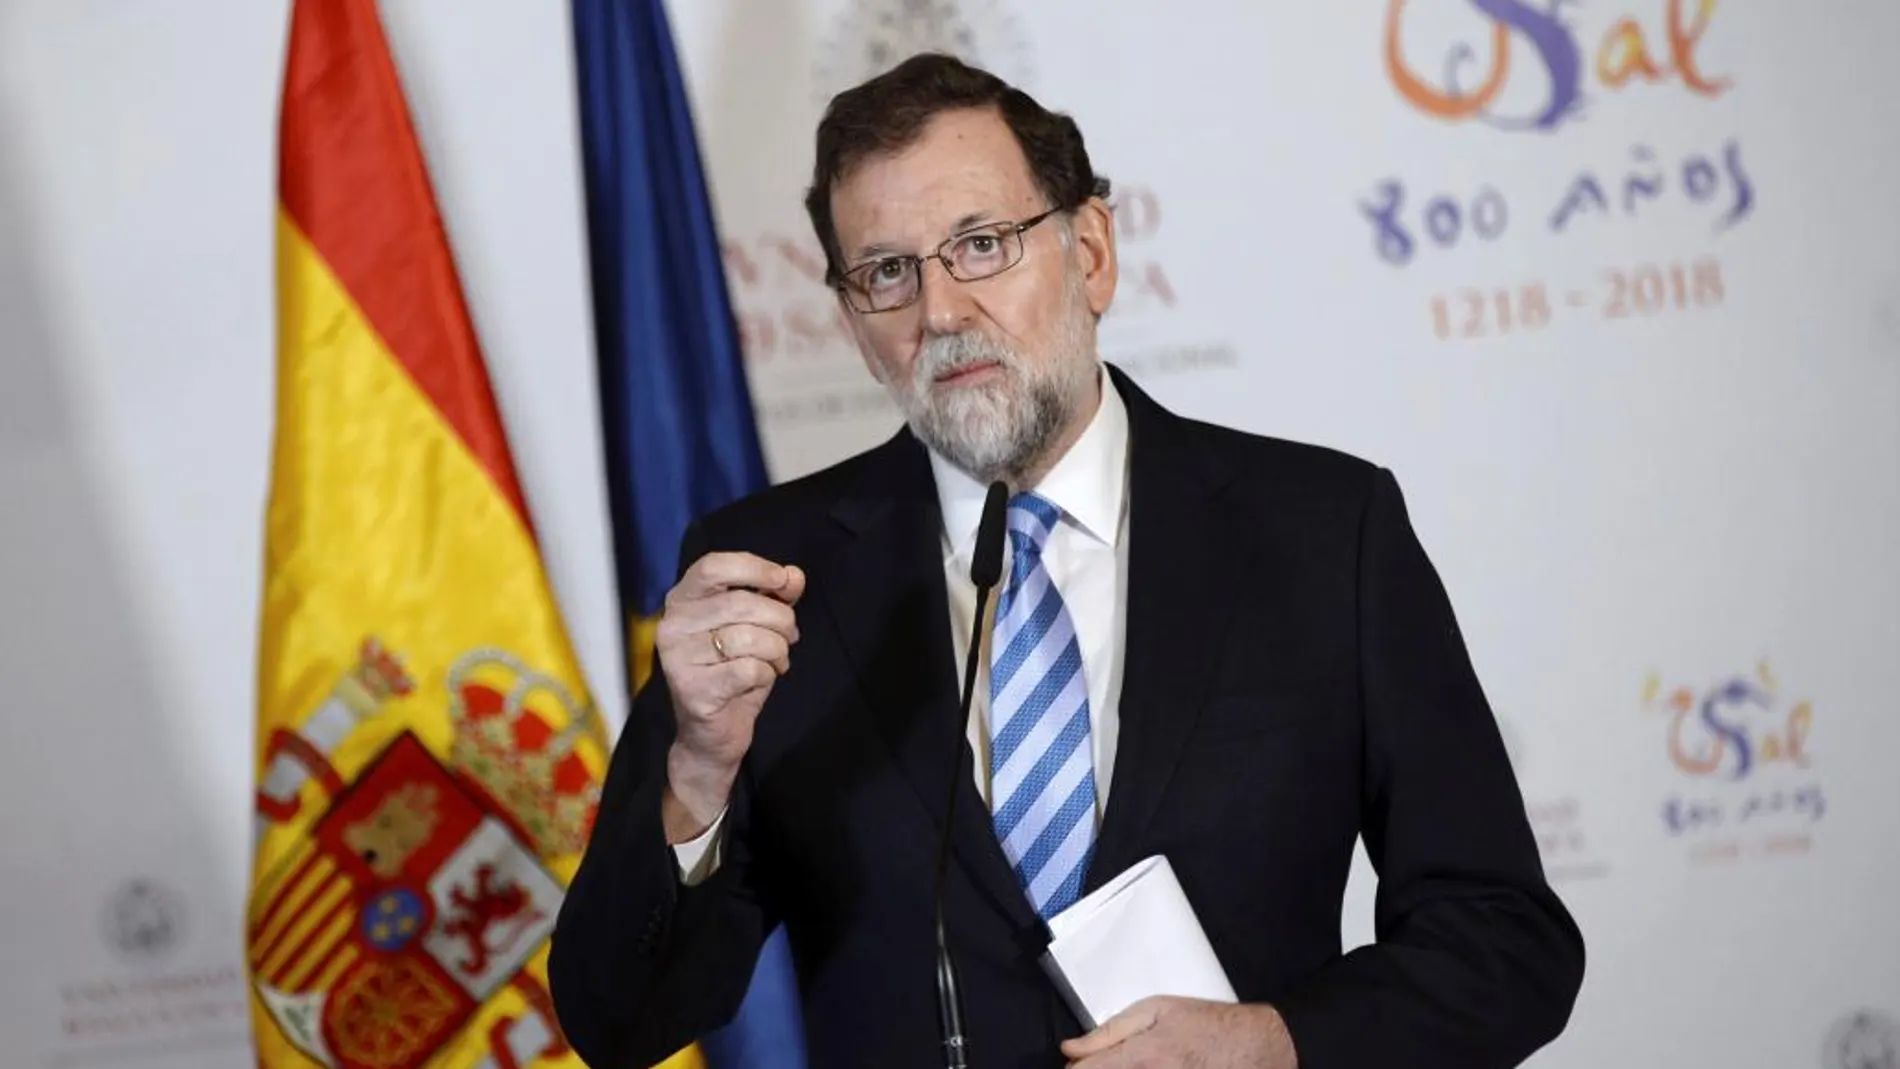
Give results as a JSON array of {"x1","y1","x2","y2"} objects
[{"x1": 549, "y1": 52, "x2": 1584, "y2": 1069}]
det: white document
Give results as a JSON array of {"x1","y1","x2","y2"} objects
[{"x1": 1039, "y1": 855, "x2": 1237, "y2": 1030}]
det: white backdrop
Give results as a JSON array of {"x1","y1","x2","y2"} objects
[{"x1": 1, "y1": 2, "x2": 1896, "y2": 1068}]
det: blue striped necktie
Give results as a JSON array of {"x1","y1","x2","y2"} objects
[{"x1": 987, "y1": 492, "x2": 1096, "y2": 921}]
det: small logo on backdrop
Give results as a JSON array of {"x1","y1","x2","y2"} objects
[
  {"x1": 1359, "y1": 1, "x2": 1755, "y2": 343},
  {"x1": 57, "y1": 879, "x2": 250, "y2": 1060},
  {"x1": 1641, "y1": 660, "x2": 1826, "y2": 865},
  {"x1": 814, "y1": 0, "x2": 1034, "y2": 105},
  {"x1": 1824, "y1": 1010, "x2": 1899, "y2": 1069},
  {"x1": 102, "y1": 878, "x2": 186, "y2": 962}
]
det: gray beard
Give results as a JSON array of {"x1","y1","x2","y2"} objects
[
  {"x1": 902, "y1": 336, "x2": 1069, "y2": 485},
  {"x1": 885, "y1": 280, "x2": 1099, "y2": 486}
]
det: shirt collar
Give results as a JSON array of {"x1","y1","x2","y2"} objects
[{"x1": 932, "y1": 365, "x2": 1130, "y2": 566}]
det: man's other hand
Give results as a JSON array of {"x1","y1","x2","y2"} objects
[{"x1": 1061, "y1": 996, "x2": 1298, "y2": 1069}]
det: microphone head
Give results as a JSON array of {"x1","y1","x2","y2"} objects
[{"x1": 971, "y1": 480, "x2": 1009, "y2": 589}]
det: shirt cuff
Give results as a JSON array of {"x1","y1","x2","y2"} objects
[{"x1": 671, "y1": 806, "x2": 729, "y2": 886}]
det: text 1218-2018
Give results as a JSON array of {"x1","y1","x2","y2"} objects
[{"x1": 1429, "y1": 259, "x2": 1726, "y2": 342}]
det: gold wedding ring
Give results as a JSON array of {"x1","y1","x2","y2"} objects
[{"x1": 710, "y1": 628, "x2": 730, "y2": 661}]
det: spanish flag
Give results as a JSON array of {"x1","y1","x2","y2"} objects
[{"x1": 247, "y1": 4, "x2": 607, "y2": 1069}]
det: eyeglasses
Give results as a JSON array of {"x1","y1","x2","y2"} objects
[{"x1": 834, "y1": 207, "x2": 1063, "y2": 314}]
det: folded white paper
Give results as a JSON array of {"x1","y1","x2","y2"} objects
[{"x1": 1039, "y1": 855, "x2": 1237, "y2": 1030}]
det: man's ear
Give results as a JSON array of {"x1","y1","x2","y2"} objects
[{"x1": 1069, "y1": 195, "x2": 1119, "y2": 318}]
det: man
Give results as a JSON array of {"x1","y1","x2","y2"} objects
[{"x1": 549, "y1": 52, "x2": 1584, "y2": 1069}]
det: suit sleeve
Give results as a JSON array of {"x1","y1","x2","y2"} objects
[
  {"x1": 547, "y1": 521, "x2": 777, "y2": 1069},
  {"x1": 1273, "y1": 468, "x2": 1586, "y2": 1069}
]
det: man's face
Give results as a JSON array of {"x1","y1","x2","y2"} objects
[{"x1": 827, "y1": 107, "x2": 1118, "y2": 485}]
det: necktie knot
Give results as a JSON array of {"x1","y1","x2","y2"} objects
[{"x1": 1006, "y1": 492, "x2": 1061, "y2": 560}]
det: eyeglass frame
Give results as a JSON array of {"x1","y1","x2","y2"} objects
[{"x1": 830, "y1": 206, "x2": 1066, "y2": 315}]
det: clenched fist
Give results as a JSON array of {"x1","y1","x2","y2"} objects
[{"x1": 655, "y1": 551, "x2": 806, "y2": 843}]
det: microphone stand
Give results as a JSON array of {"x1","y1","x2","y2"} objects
[{"x1": 932, "y1": 482, "x2": 1008, "y2": 1069}]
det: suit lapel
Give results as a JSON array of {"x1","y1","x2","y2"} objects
[
  {"x1": 1088, "y1": 367, "x2": 1240, "y2": 889},
  {"x1": 816, "y1": 432, "x2": 1044, "y2": 938}
]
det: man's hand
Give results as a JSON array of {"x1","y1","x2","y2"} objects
[
  {"x1": 1061, "y1": 997, "x2": 1297, "y2": 1069},
  {"x1": 655, "y1": 551, "x2": 805, "y2": 843}
]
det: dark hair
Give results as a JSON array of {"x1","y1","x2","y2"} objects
[{"x1": 804, "y1": 52, "x2": 1111, "y2": 286}]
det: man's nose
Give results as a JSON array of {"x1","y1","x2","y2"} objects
[{"x1": 917, "y1": 257, "x2": 977, "y2": 335}]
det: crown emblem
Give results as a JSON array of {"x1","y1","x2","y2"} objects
[{"x1": 445, "y1": 648, "x2": 601, "y2": 857}]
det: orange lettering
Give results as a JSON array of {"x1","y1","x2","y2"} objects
[
  {"x1": 1668, "y1": 0, "x2": 1731, "y2": 96},
  {"x1": 1597, "y1": 17, "x2": 1663, "y2": 86},
  {"x1": 1384, "y1": 0, "x2": 1511, "y2": 119}
]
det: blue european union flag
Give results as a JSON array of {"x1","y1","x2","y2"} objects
[{"x1": 570, "y1": 1, "x2": 808, "y2": 1066}]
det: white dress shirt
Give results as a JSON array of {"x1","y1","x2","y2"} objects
[{"x1": 673, "y1": 367, "x2": 1132, "y2": 882}]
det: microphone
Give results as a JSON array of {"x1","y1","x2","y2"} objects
[{"x1": 933, "y1": 479, "x2": 1009, "y2": 1069}]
